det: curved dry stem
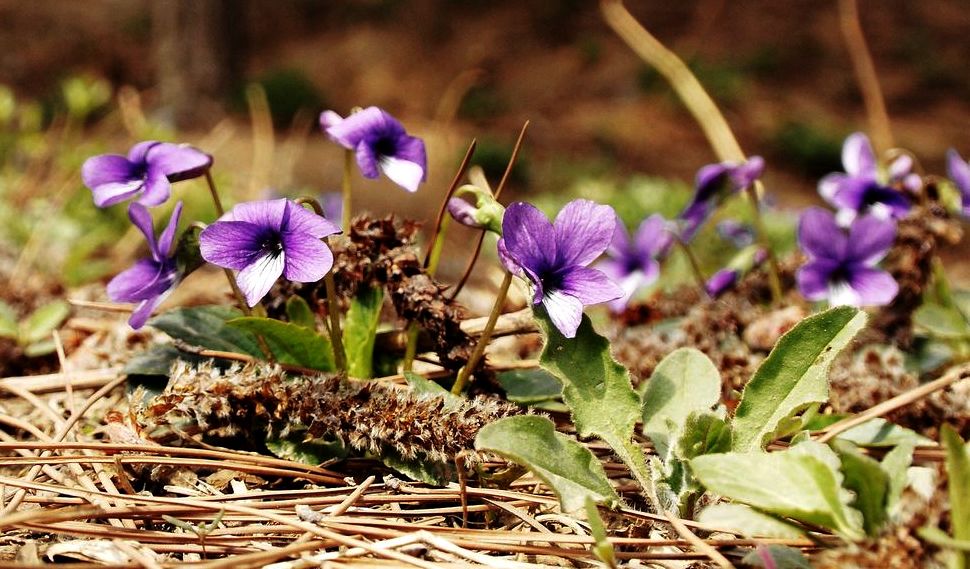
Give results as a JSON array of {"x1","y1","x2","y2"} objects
[{"x1": 838, "y1": 0, "x2": 893, "y2": 155}]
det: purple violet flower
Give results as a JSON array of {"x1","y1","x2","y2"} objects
[
  {"x1": 596, "y1": 214, "x2": 672, "y2": 312},
  {"x1": 498, "y1": 199, "x2": 623, "y2": 338},
  {"x1": 107, "y1": 202, "x2": 184, "y2": 329},
  {"x1": 199, "y1": 199, "x2": 341, "y2": 307},
  {"x1": 946, "y1": 149, "x2": 970, "y2": 217},
  {"x1": 320, "y1": 107, "x2": 427, "y2": 193},
  {"x1": 705, "y1": 246, "x2": 767, "y2": 298},
  {"x1": 819, "y1": 132, "x2": 911, "y2": 226},
  {"x1": 716, "y1": 219, "x2": 755, "y2": 248},
  {"x1": 679, "y1": 156, "x2": 765, "y2": 241},
  {"x1": 796, "y1": 207, "x2": 898, "y2": 307},
  {"x1": 82, "y1": 141, "x2": 212, "y2": 208},
  {"x1": 447, "y1": 197, "x2": 482, "y2": 228}
]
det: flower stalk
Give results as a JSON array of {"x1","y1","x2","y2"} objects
[
  {"x1": 745, "y1": 183, "x2": 784, "y2": 304},
  {"x1": 452, "y1": 271, "x2": 513, "y2": 395},
  {"x1": 672, "y1": 233, "x2": 710, "y2": 298},
  {"x1": 203, "y1": 172, "x2": 251, "y2": 315},
  {"x1": 341, "y1": 148, "x2": 353, "y2": 231}
]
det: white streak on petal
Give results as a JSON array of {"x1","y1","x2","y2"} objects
[
  {"x1": 379, "y1": 157, "x2": 423, "y2": 193},
  {"x1": 236, "y1": 252, "x2": 285, "y2": 307},
  {"x1": 828, "y1": 281, "x2": 861, "y2": 307}
]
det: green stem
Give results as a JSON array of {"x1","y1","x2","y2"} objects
[
  {"x1": 745, "y1": 183, "x2": 783, "y2": 305},
  {"x1": 204, "y1": 172, "x2": 251, "y2": 315},
  {"x1": 323, "y1": 244, "x2": 347, "y2": 373},
  {"x1": 838, "y1": 0, "x2": 893, "y2": 155},
  {"x1": 341, "y1": 149, "x2": 353, "y2": 231},
  {"x1": 673, "y1": 235, "x2": 709, "y2": 298},
  {"x1": 452, "y1": 271, "x2": 513, "y2": 395},
  {"x1": 601, "y1": 0, "x2": 744, "y2": 163},
  {"x1": 402, "y1": 324, "x2": 421, "y2": 372}
]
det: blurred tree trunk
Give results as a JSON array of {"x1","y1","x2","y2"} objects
[{"x1": 152, "y1": 0, "x2": 243, "y2": 128}]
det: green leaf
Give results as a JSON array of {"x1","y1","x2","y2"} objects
[
  {"x1": 918, "y1": 526, "x2": 970, "y2": 552},
  {"x1": 914, "y1": 302, "x2": 970, "y2": 339},
  {"x1": 285, "y1": 295, "x2": 316, "y2": 330},
  {"x1": 832, "y1": 440, "x2": 890, "y2": 536},
  {"x1": 740, "y1": 544, "x2": 812, "y2": 568},
  {"x1": 733, "y1": 306, "x2": 867, "y2": 451},
  {"x1": 942, "y1": 424, "x2": 970, "y2": 569},
  {"x1": 228, "y1": 317, "x2": 335, "y2": 371},
  {"x1": 691, "y1": 441, "x2": 864, "y2": 539},
  {"x1": 22, "y1": 339, "x2": 56, "y2": 357},
  {"x1": 495, "y1": 368, "x2": 562, "y2": 404},
  {"x1": 403, "y1": 371, "x2": 463, "y2": 408},
  {"x1": 149, "y1": 306, "x2": 264, "y2": 356},
  {"x1": 21, "y1": 300, "x2": 71, "y2": 345},
  {"x1": 342, "y1": 286, "x2": 383, "y2": 378},
  {"x1": 584, "y1": 497, "x2": 617, "y2": 568},
  {"x1": 677, "y1": 412, "x2": 733, "y2": 461},
  {"x1": 266, "y1": 430, "x2": 347, "y2": 464},
  {"x1": 535, "y1": 308, "x2": 646, "y2": 484},
  {"x1": 881, "y1": 441, "x2": 915, "y2": 516},
  {"x1": 697, "y1": 503, "x2": 806, "y2": 539},
  {"x1": 641, "y1": 348, "x2": 721, "y2": 457},
  {"x1": 0, "y1": 301, "x2": 18, "y2": 339},
  {"x1": 381, "y1": 452, "x2": 457, "y2": 486},
  {"x1": 837, "y1": 418, "x2": 932, "y2": 447},
  {"x1": 475, "y1": 415, "x2": 620, "y2": 513}
]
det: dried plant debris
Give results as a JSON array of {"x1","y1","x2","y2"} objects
[
  {"x1": 265, "y1": 215, "x2": 475, "y2": 368},
  {"x1": 868, "y1": 202, "x2": 963, "y2": 347},
  {"x1": 135, "y1": 361, "x2": 521, "y2": 464},
  {"x1": 829, "y1": 346, "x2": 970, "y2": 438}
]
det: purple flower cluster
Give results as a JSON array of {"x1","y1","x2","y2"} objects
[
  {"x1": 498, "y1": 200, "x2": 623, "y2": 338},
  {"x1": 819, "y1": 132, "x2": 912, "y2": 226},
  {"x1": 321, "y1": 107, "x2": 427, "y2": 193},
  {"x1": 106, "y1": 202, "x2": 183, "y2": 328},
  {"x1": 679, "y1": 156, "x2": 764, "y2": 241},
  {"x1": 796, "y1": 207, "x2": 897, "y2": 307},
  {"x1": 597, "y1": 214, "x2": 671, "y2": 312},
  {"x1": 200, "y1": 199, "x2": 341, "y2": 307},
  {"x1": 82, "y1": 141, "x2": 211, "y2": 208},
  {"x1": 946, "y1": 149, "x2": 970, "y2": 217}
]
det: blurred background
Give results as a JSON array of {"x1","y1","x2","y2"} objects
[{"x1": 2, "y1": 0, "x2": 969, "y2": 293}]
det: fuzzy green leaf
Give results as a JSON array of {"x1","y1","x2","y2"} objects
[
  {"x1": 642, "y1": 348, "x2": 721, "y2": 457},
  {"x1": 691, "y1": 441, "x2": 864, "y2": 539},
  {"x1": 584, "y1": 497, "x2": 617, "y2": 567},
  {"x1": 285, "y1": 295, "x2": 316, "y2": 330},
  {"x1": 22, "y1": 300, "x2": 71, "y2": 345},
  {"x1": 0, "y1": 301, "x2": 18, "y2": 339},
  {"x1": 476, "y1": 415, "x2": 620, "y2": 513},
  {"x1": 740, "y1": 545, "x2": 812, "y2": 568},
  {"x1": 342, "y1": 286, "x2": 383, "y2": 378},
  {"x1": 733, "y1": 306, "x2": 866, "y2": 451},
  {"x1": 266, "y1": 431, "x2": 347, "y2": 464},
  {"x1": 838, "y1": 418, "x2": 932, "y2": 447},
  {"x1": 678, "y1": 412, "x2": 733, "y2": 461},
  {"x1": 535, "y1": 308, "x2": 640, "y2": 453},
  {"x1": 697, "y1": 503, "x2": 806, "y2": 539},
  {"x1": 942, "y1": 425, "x2": 970, "y2": 569},
  {"x1": 832, "y1": 440, "x2": 890, "y2": 536},
  {"x1": 228, "y1": 317, "x2": 335, "y2": 371},
  {"x1": 150, "y1": 306, "x2": 264, "y2": 356},
  {"x1": 403, "y1": 371, "x2": 463, "y2": 409},
  {"x1": 914, "y1": 302, "x2": 970, "y2": 339},
  {"x1": 496, "y1": 369, "x2": 563, "y2": 404},
  {"x1": 881, "y1": 441, "x2": 915, "y2": 515}
]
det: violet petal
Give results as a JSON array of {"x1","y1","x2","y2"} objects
[
  {"x1": 798, "y1": 207, "x2": 846, "y2": 261},
  {"x1": 199, "y1": 221, "x2": 267, "y2": 270},
  {"x1": 845, "y1": 215, "x2": 896, "y2": 264},
  {"x1": 235, "y1": 252, "x2": 286, "y2": 307},
  {"x1": 848, "y1": 265, "x2": 899, "y2": 306},
  {"x1": 553, "y1": 199, "x2": 615, "y2": 267},
  {"x1": 280, "y1": 232, "x2": 333, "y2": 282},
  {"x1": 557, "y1": 265, "x2": 624, "y2": 305},
  {"x1": 543, "y1": 290, "x2": 584, "y2": 339}
]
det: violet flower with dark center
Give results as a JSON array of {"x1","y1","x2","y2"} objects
[
  {"x1": 498, "y1": 199, "x2": 623, "y2": 338},
  {"x1": 200, "y1": 199, "x2": 341, "y2": 307},
  {"x1": 796, "y1": 207, "x2": 898, "y2": 307},
  {"x1": 107, "y1": 202, "x2": 184, "y2": 329},
  {"x1": 819, "y1": 132, "x2": 911, "y2": 226},
  {"x1": 679, "y1": 156, "x2": 764, "y2": 241},
  {"x1": 946, "y1": 149, "x2": 970, "y2": 217},
  {"x1": 597, "y1": 214, "x2": 672, "y2": 312},
  {"x1": 320, "y1": 107, "x2": 427, "y2": 193},
  {"x1": 82, "y1": 141, "x2": 212, "y2": 208}
]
